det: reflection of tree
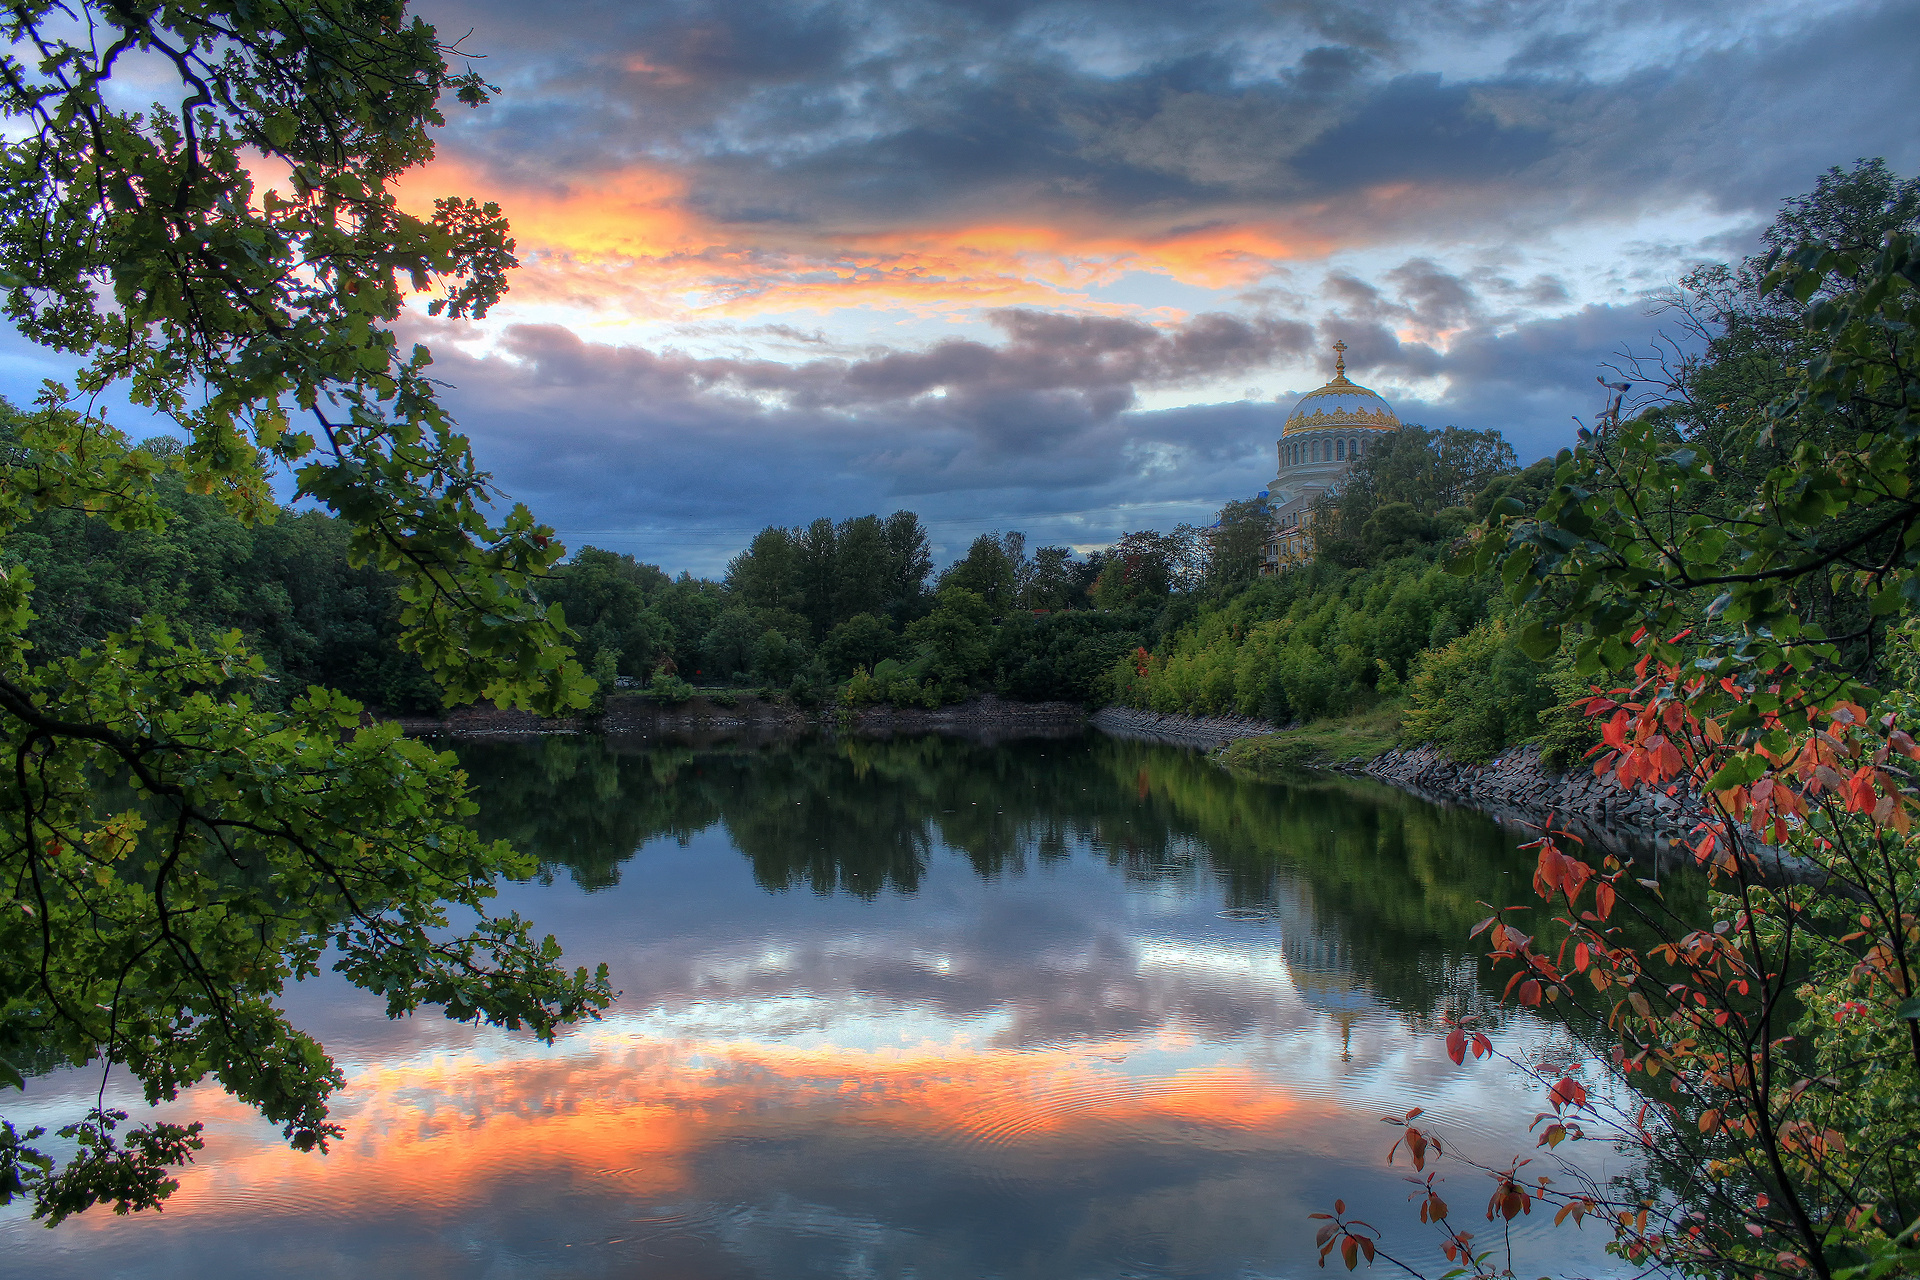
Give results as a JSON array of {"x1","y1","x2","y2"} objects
[
  {"x1": 455, "y1": 733, "x2": 1704, "y2": 1019},
  {"x1": 458, "y1": 737, "x2": 733, "y2": 890}
]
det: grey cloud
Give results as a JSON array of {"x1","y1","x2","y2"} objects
[
  {"x1": 417, "y1": 0, "x2": 1917, "y2": 241},
  {"x1": 407, "y1": 288, "x2": 1666, "y2": 574},
  {"x1": 416, "y1": 315, "x2": 1297, "y2": 570},
  {"x1": 1504, "y1": 30, "x2": 1593, "y2": 72}
]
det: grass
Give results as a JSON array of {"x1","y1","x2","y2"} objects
[{"x1": 1220, "y1": 702, "x2": 1403, "y2": 777}]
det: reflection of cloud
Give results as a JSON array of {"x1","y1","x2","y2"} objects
[{"x1": 98, "y1": 1035, "x2": 1327, "y2": 1230}]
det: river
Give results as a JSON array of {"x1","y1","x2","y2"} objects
[{"x1": 3, "y1": 731, "x2": 1654, "y2": 1279}]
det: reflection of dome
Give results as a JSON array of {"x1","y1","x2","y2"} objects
[{"x1": 1282, "y1": 342, "x2": 1400, "y2": 436}]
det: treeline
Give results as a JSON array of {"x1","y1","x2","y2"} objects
[
  {"x1": 1107, "y1": 433, "x2": 1569, "y2": 762},
  {"x1": 561, "y1": 514, "x2": 1190, "y2": 705},
  {"x1": 6, "y1": 432, "x2": 444, "y2": 712},
  {"x1": 552, "y1": 503, "x2": 1294, "y2": 706}
]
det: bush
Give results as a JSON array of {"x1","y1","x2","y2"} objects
[
  {"x1": 644, "y1": 671, "x2": 696, "y2": 704},
  {"x1": 1400, "y1": 620, "x2": 1553, "y2": 763},
  {"x1": 1222, "y1": 734, "x2": 1327, "y2": 776}
]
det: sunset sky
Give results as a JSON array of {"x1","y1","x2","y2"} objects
[{"x1": 10, "y1": 0, "x2": 1920, "y2": 571}]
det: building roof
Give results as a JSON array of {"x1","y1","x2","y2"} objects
[{"x1": 1282, "y1": 341, "x2": 1400, "y2": 436}]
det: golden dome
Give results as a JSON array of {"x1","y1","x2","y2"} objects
[{"x1": 1282, "y1": 342, "x2": 1399, "y2": 436}]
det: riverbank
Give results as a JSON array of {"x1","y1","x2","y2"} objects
[
  {"x1": 395, "y1": 693, "x2": 1086, "y2": 743},
  {"x1": 1353, "y1": 741, "x2": 1685, "y2": 849},
  {"x1": 1088, "y1": 705, "x2": 1276, "y2": 749}
]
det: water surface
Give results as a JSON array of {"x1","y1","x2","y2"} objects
[{"x1": 4, "y1": 733, "x2": 1641, "y2": 1279}]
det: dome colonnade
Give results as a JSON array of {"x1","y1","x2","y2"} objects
[{"x1": 1262, "y1": 342, "x2": 1400, "y2": 571}]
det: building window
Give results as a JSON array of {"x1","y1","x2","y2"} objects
[
  {"x1": 1350, "y1": 436, "x2": 1360, "y2": 457},
  {"x1": 1336, "y1": 438, "x2": 1346, "y2": 461}
]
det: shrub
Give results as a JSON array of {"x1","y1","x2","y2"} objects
[
  {"x1": 1400, "y1": 620, "x2": 1553, "y2": 763},
  {"x1": 644, "y1": 671, "x2": 696, "y2": 704}
]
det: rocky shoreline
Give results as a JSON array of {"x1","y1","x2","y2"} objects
[
  {"x1": 1349, "y1": 743, "x2": 1835, "y2": 888},
  {"x1": 1089, "y1": 705, "x2": 1277, "y2": 749},
  {"x1": 394, "y1": 692, "x2": 1086, "y2": 743},
  {"x1": 845, "y1": 694, "x2": 1086, "y2": 741},
  {"x1": 1354, "y1": 743, "x2": 1694, "y2": 850}
]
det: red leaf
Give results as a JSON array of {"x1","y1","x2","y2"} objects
[{"x1": 1446, "y1": 1029, "x2": 1466, "y2": 1065}]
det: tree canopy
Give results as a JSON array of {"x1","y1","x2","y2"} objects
[{"x1": 0, "y1": 0, "x2": 607, "y2": 1222}]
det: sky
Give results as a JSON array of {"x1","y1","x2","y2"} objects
[{"x1": 7, "y1": 0, "x2": 1920, "y2": 573}]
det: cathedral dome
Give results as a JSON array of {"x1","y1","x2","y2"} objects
[{"x1": 1282, "y1": 342, "x2": 1399, "y2": 436}]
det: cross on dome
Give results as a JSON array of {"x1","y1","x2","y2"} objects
[{"x1": 1279, "y1": 341, "x2": 1397, "y2": 435}]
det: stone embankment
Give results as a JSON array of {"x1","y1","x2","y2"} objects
[
  {"x1": 599, "y1": 693, "x2": 808, "y2": 737},
  {"x1": 386, "y1": 704, "x2": 584, "y2": 737},
  {"x1": 393, "y1": 693, "x2": 1086, "y2": 743},
  {"x1": 847, "y1": 695, "x2": 1086, "y2": 741},
  {"x1": 1357, "y1": 743, "x2": 1837, "y2": 889},
  {"x1": 1358, "y1": 744, "x2": 1692, "y2": 847},
  {"x1": 1089, "y1": 706, "x2": 1277, "y2": 749}
]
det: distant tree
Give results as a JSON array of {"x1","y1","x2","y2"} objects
[
  {"x1": 1090, "y1": 527, "x2": 1201, "y2": 609},
  {"x1": 654, "y1": 575, "x2": 727, "y2": 677},
  {"x1": 549, "y1": 547, "x2": 676, "y2": 678},
  {"x1": 750, "y1": 627, "x2": 810, "y2": 687},
  {"x1": 1205, "y1": 497, "x2": 1273, "y2": 591},
  {"x1": 700, "y1": 606, "x2": 763, "y2": 681},
  {"x1": 1315, "y1": 426, "x2": 1517, "y2": 567},
  {"x1": 821, "y1": 613, "x2": 902, "y2": 677},
  {"x1": 794, "y1": 518, "x2": 840, "y2": 639},
  {"x1": 725, "y1": 527, "x2": 803, "y2": 615},
  {"x1": 941, "y1": 533, "x2": 1019, "y2": 613},
  {"x1": 832, "y1": 515, "x2": 891, "y2": 623},
  {"x1": 1022, "y1": 545, "x2": 1082, "y2": 611},
  {"x1": 905, "y1": 587, "x2": 995, "y2": 690},
  {"x1": 880, "y1": 510, "x2": 935, "y2": 622}
]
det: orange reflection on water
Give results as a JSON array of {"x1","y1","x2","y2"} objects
[{"x1": 107, "y1": 1031, "x2": 1334, "y2": 1228}]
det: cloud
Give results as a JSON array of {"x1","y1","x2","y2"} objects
[
  {"x1": 406, "y1": 270, "x2": 1682, "y2": 571},
  {"x1": 379, "y1": 0, "x2": 1920, "y2": 333},
  {"x1": 414, "y1": 312, "x2": 1308, "y2": 566}
]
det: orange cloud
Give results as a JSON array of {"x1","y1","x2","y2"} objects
[{"x1": 393, "y1": 160, "x2": 1345, "y2": 320}]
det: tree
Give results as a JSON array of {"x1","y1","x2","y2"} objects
[
  {"x1": 1315, "y1": 426, "x2": 1516, "y2": 568},
  {"x1": 793, "y1": 517, "x2": 840, "y2": 640},
  {"x1": 880, "y1": 510, "x2": 934, "y2": 623},
  {"x1": 725, "y1": 526, "x2": 803, "y2": 616},
  {"x1": 1316, "y1": 168, "x2": 1920, "y2": 1280},
  {"x1": 548, "y1": 547, "x2": 674, "y2": 679},
  {"x1": 831, "y1": 514, "x2": 891, "y2": 623},
  {"x1": 1022, "y1": 545, "x2": 1082, "y2": 611},
  {"x1": 941, "y1": 533, "x2": 1020, "y2": 613},
  {"x1": 905, "y1": 587, "x2": 994, "y2": 691},
  {"x1": 700, "y1": 606, "x2": 763, "y2": 682},
  {"x1": 1090, "y1": 527, "x2": 1200, "y2": 609},
  {"x1": 1205, "y1": 497, "x2": 1273, "y2": 591},
  {"x1": 0, "y1": 0, "x2": 609, "y2": 1223},
  {"x1": 821, "y1": 613, "x2": 901, "y2": 677}
]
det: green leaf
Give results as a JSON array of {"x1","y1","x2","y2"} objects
[{"x1": 1517, "y1": 620, "x2": 1561, "y2": 661}]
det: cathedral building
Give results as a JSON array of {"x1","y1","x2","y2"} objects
[{"x1": 1261, "y1": 342, "x2": 1400, "y2": 571}]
